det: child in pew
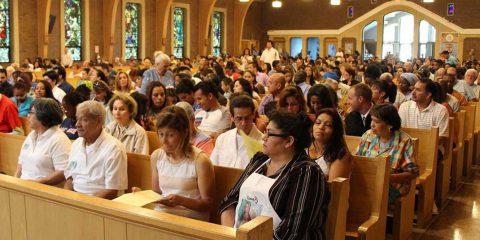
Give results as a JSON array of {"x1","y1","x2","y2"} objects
[
  {"x1": 132, "y1": 106, "x2": 215, "y2": 221},
  {"x1": 356, "y1": 104, "x2": 419, "y2": 205}
]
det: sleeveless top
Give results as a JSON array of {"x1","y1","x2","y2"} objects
[{"x1": 154, "y1": 147, "x2": 209, "y2": 221}]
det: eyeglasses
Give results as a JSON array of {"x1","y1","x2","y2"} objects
[{"x1": 264, "y1": 131, "x2": 289, "y2": 138}]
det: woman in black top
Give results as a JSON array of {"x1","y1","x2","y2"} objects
[{"x1": 219, "y1": 111, "x2": 327, "y2": 240}]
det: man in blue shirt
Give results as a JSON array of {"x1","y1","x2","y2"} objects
[
  {"x1": 10, "y1": 82, "x2": 34, "y2": 117},
  {"x1": 140, "y1": 51, "x2": 174, "y2": 94}
]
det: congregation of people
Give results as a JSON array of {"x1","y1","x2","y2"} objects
[{"x1": 1, "y1": 39, "x2": 477, "y2": 239}]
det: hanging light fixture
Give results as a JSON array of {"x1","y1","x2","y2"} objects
[
  {"x1": 423, "y1": 0, "x2": 434, "y2": 2},
  {"x1": 331, "y1": 0, "x2": 341, "y2": 5},
  {"x1": 239, "y1": 0, "x2": 250, "y2": 3},
  {"x1": 272, "y1": 0, "x2": 282, "y2": 8}
]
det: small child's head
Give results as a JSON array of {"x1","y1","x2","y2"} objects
[
  {"x1": 13, "y1": 82, "x2": 29, "y2": 101},
  {"x1": 220, "y1": 77, "x2": 233, "y2": 93},
  {"x1": 165, "y1": 88, "x2": 179, "y2": 106}
]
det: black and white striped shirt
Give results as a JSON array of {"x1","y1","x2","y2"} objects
[{"x1": 219, "y1": 151, "x2": 327, "y2": 240}]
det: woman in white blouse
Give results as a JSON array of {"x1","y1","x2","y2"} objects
[
  {"x1": 105, "y1": 93, "x2": 149, "y2": 155},
  {"x1": 15, "y1": 98, "x2": 71, "y2": 185},
  {"x1": 133, "y1": 106, "x2": 215, "y2": 221}
]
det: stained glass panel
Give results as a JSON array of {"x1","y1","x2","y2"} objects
[
  {"x1": 64, "y1": 0, "x2": 82, "y2": 61},
  {"x1": 173, "y1": 7, "x2": 185, "y2": 58},
  {"x1": 211, "y1": 11, "x2": 223, "y2": 57},
  {"x1": 0, "y1": 0, "x2": 11, "y2": 63},
  {"x1": 125, "y1": 3, "x2": 140, "y2": 60}
]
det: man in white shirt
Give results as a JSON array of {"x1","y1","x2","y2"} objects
[
  {"x1": 211, "y1": 95, "x2": 263, "y2": 169},
  {"x1": 399, "y1": 78, "x2": 449, "y2": 139},
  {"x1": 448, "y1": 67, "x2": 476, "y2": 101},
  {"x1": 260, "y1": 40, "x2": 280, "y2": 66},
  {"x1": 463, "y1": 68, "x2": 479, "y2": 101},
  {"x1": 43, "y1": 70, "x2": 66, "y2": 103},
  {"x1": 64, "y1": 100, "x2": 128, "y2": 199},
  {"x1": 193, "y1": 81, "x2": 231, "y2": 137},
  {"x1": 61, "y1": 47, "x2": 73, "y2": 68}
]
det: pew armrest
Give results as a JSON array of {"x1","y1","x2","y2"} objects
[
  {"x1": 358, "y1": 216, "x2": 381, "y2": 238},
  {"x1": 418, "y1": 169, "x2": 433, "y2": 186}
]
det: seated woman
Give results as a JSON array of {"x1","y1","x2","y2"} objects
[
  {"x1": 92, "y1": 80, "x2": 115, "y2": 124},
  {"x1": 15, "y1": 98, "x2": 71, "y2": 185},
  {"x1": 234, "y1": 78, "x2": 262, "y2": 104},
  {"x1": 220, "y1": 111, "x2": 327, "y2": 239},
  {"x1": 306, "y1": 84, "x2": 335, "y2": 119},
  {"x1": 34, "y1": 80, "x2": 56, "y2": 101},
  {"x1": 277, "y1": 86, "x2": 307, "y2": 115},
  {"x1": 356, "y1": 104, "x2": 419, "y2": 205},
  {"x1": 141, "y1": 106, "x2": 215, "y2": 221},
  {"x1": 371, "y1": 79, "x2": 389, "y2": 105},
  {"x1": 308, "y1": 108, "x2": 352, "y2": 180},
  {"x1": 144, "y1": 81, "x2": 167, "y2": 131},
  {"x1": 61, "y1": 91, "x2": 87, "y2": 140},
  {"x1": 106, "y1": 93, "x2": 149, "y2": 155},
  {"x1": 114, "y1": 71, "x2": 135, "y2": 94}
]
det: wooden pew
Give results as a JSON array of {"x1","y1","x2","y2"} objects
[
  {"x1": 345, "y1": 155, "x2": 389, "y2": 240},
  {"x1": 345, "y1": 136, "x2": 417, "y2": 240},
  {"x1": 435, "y1": 117, "x2": 454, "y2": 209},
  {"x1": 66, "y1": 77, "x2": 81, "y2": 88},
  {"x1": 402, "y1": 127, "x2": 439, "y2": 228},
  {"x1": 451, "y1": 111, "x2": 466, "y2": 191},
  {"x1": 460, "y1": 105, "x2": 475, "y2": 178},
  {"x1": 19, "y1": 117, "x2": 31, "y2": 136},
  {"x1": 472, "y1": 102, "x2": 480, "y2": 165},
  {"x1": 0, "y1": 174, "x2": 272, "y2": 240},
  {"x1": 0, "y1": 133, "x2": 25, "y2": 175},
  {"x1": 126, "y1": 153, "x2": 152, "y2": 191},
  {"x1": 146, "y1": 131, "x2": 161, "y2": 154}
]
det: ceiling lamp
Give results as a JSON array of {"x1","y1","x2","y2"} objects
[
  {"x1": 272, "y1": 0, "x2": 282, "y2": 8},
  {"x1": 423, "y1": 0, "x2": 434, "y2": 2},
  {"x1": 331, "y1": 0, "x2": 340, "y2": 5},
  {"x1": 239, "y1": 0, "x2": 249, "y2": 2}
]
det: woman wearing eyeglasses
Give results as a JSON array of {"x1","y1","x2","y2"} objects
[{"x1": 219, "y1": 111, "x2": 327, "y2": 239}]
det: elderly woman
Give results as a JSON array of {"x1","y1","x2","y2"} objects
[
  {"x1": 356, "y1": 104, "x2": 419, "y2": 204},
  {"x1": 134, "y1": 106, "x2": 215, "y2": 221},
  {"x1": 140, "y1": 51, "x2": 174, "y2": 94},
  {"x1": 106, "y1": 93, "x2": 149, "y2": 155},
  {"x1": 220, "y1": 111, "x2": 327, "y2": 239},
  {"x1": 15, "y1": 98, "x2": 71, "y2": 185},
  {"x1": 64, "y1": 100, "x2": 128, "y2": 199}
]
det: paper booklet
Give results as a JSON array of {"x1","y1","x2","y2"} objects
[{"x1": 113, "y1": 190, "x2": 163, "y2": 207}]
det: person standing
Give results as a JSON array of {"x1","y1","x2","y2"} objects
[{"x1": 260, "y1": 40, "x2": 280, "y2": 66}]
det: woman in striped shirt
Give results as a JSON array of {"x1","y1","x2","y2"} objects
[{"x1": 219, "y1": 111, "x2": 327, "y2": 239}]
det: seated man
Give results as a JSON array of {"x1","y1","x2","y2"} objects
[
  {"x1": 447, "y1": 67, "x2": 475, "y2": 101},
  {"x1": 193, "y1": 81, "x2": 231, "y2": 137},
  {"x1": 64, "y1": 100, "x2": 128, "y2": 199},
  {"x1": 211, "y1": 95, "x2": 263, "y2": 169},
  {"x1": 43, "y1": 70, "x2": 66, "y2": 103},
  {"x1": 463, "y1": 68, "x2": 479, "y2": 101},
  {"x1": 0, "y1": 68, "x2": 13, "y2": 97},
  {"x1": 0, "y1": 93, "x2": 23, "y2": 134},
  {"x1": 258, "y1": 73, "x2": 285, "y2": 115},
  {"x1": 345, "y1": 83, "x2": 373, "y2": 136}
]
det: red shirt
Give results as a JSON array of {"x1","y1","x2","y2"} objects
[{"x1": 0, "y1": 94, "x2": 22, "y2": 133}]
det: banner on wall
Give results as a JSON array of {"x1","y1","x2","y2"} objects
[{"x1": 440, "y1": 32, "x2": 459, "y2": 57}]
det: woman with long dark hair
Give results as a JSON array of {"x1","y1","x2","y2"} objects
[{"x1": 144, "y1": 81, "x2": 167, "y2": 131}]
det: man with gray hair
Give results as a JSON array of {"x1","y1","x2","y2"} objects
[
  {"x1": 140, "y1": 51, "x2": 174, "y2": 94},
  {"x1": 64, "y1": 100, "x2": 128, "y2": 199},
  {"x1": 463, "y1": 68, "x2": 479, "y2": 100}
]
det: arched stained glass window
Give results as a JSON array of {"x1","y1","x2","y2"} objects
[
  {"x1": 362, "y1": 21, "x2": 377, "y2": 60},
  {"x1": 64, "y1": 0, "x2": 82, "y2": 61},
  {"x1": 307, "y1": 38, "x2": 319, "y2": 60},
  {"x1": 173, "y1": 7, "x2": 185, "y2": 58},
  {"x1": 211, "y1": 11, "x2": 224, "y2": 57},
  {"x1": 290, "y1": 37, "x2": 302, "y2": 57},
  {"x1": 125, "y1": 2, "x2": 140, "y2": 60},
  {"x1": 419, "y1": 20, "x2": 436, "y2": 58},
  {"x1": 382, "y1": 11, "x2": 414, "y2": 61}
]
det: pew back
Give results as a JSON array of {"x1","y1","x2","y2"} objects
[
  {"x1": 461, "y1": 105, "x2": 475, "y2": 140},
  {"x1": 127, "y1": 153, "x2": 152, "y2": 191},
  {"x1": 0, "y1": 133, "x2": 25, "y2": 175},
  {"x1": 401, "y1": 128, "x2": 439, "y2": 176},
  {"x1": 0, "y1": 174, "x2": 272, "y2": 240},
  {"x1": 147, "y1": 131, "x2": 161, "y2": 154}
]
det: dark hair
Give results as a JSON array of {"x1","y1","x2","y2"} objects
[
  {"x1": 175, "y1": 73, "x2": 192, "y2": 83},
  {"x1": 272, "y1": 60, "x2": 280, "y2": 68},
  {"x1": 268, "y1": 110, "x2": 313, "y2": 153},
  {"x1": 147, "y1": 81, "x2": 167, "y2": 111},
  {"x1": 166, "y1": 88, "x2": 179, "y2": 104},
  {"x1": 365, "y1": 64, "x2": 382, "y2": 80},
  {"x1": 93, "y1": 80, "x2": 114, "y2": 103},
  {"x1": 130, "y1": 91, "x2": 149, "y2": 125},
  {"x1": 417, "y1": 77, "x2": 437, "y2": 100},
  {"x1": 13, "y1": 81, "x2": 28, "y2": 91},
  {"x1": 52, "y1": 65, "x2": 67, "y2": 80},
  {"x1": 316, "y1": 108, "x2": 349, "y2": 163},
  {"x1": 63, "y1": 91, "x2": 87, "y2": 106},
  {"x1": 229, "y1": 94, "x2": 255, "y2": 116},
  {"x1": 43, "y1": 70, "x2": 59, "y2": 84},
  {"x1": 0, "y1": 68, "x2": 6, "y2": 75},
  {"x1": 175, "y1": 78, "x2": 195, "y2": 95},
  {"x1": 221, "y1": 77, "x2": 233, "y2": 90},
  {"x1": 432, "y1": 82, "x2": 447, "y2": 103},
  {"x1": 33, "y1": 98, "x2": 63, "y2": 128},
  {"x1": 235, "y1": 78, "x2": 253, "y2": 97},
  {"x1": 35, "y1": 80, "x2": 55, "y2": 99},
  {"x1": 193, "y1": 81, "x2": 219, "y2": 99},
  {"x1": 156, "y1": 106, "x2": 193, "y2": 157},
  {"x1": 352, "y1": 83, "x2": 373, "y2": 102},
  {"x1": 370, "y1": 103, "x2": 401, "y2": 131},
  {"x1": 278, "y1": 86, "x2": 307, "y2": 113},
  {"x1": 307, "y1": 84, "x2": 335, "y2": 115},
  {"x1": 75, "y1": 84, "x2": 92, "y2": 100},
  {"x1": 370, "y1": 79, "x2": 389, "y2": 101}
]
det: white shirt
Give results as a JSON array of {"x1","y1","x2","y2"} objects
[
  {"x1": 62, "y1": 52, "x2": 73, "y2": 67},
  {"x1": 454, "y1": 80, "x2": 476, "y2": 101},
  {"x1": 195, "y1": 106, "x2": 231, "y2": 135},
  {"x1": 260, "y1": 47, "x2": 280, "y2": 65},
  {"x1": 398, "y1": 100, "x2": 449, "y2": 137},
  {"x1": 446, "y1": 94, "x2": 460, "y2": 112},
  {"x1": 52, "y1": 86, "x2": 66, "y2": 103},
  {"x1": 18, "y1": 126, "x2": 71, "y2": 180},
  {"x1": 211, "y1": 127, "x2": 263, "y2": 169},
  {"x1": 105, "y1": 120, "x2": 149, "y2": 155},
  {"x1": 64, "y1": 130, "x2": 128, "y2": 195},
  {"x1": 464, "y1": 81, "x2": 480, "y2": 100}
]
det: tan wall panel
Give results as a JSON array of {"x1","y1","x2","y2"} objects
[
  {"x1": 105, "y1": 218, "x2": 127, "y2": 240},
  {"x1": 9, "y1": 193, "x2": 26, "y2": 240},
  {"x1": 48, "y1": 0, "x2": 61, "y2": 60},
  {"x1": 24, "y1": 196, "x2": 104, "y2": 240},
  {"x1": 0, "y1": 189, "x2": 12, "y2": 240},
  {"x1": 126, "y1": 224, "x2": 197, "y2": 240}
]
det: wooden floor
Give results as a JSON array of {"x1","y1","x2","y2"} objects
[{"x1": 412, "y1": 166, "x2": 480, "y2": 240}]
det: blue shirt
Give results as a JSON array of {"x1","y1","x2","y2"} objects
[
  {"x1": 57, "y1": 81, "x2": 74, "y2": 94},
  {"x1": 140, "y1": 68, "x2": 174, "y2": 94},
  {"x1": 60, "y1": 118, "x2": 78, "y2": 140},
  {"x1": 10, "y1": 96, "x2": 34, "y2": 117}
]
